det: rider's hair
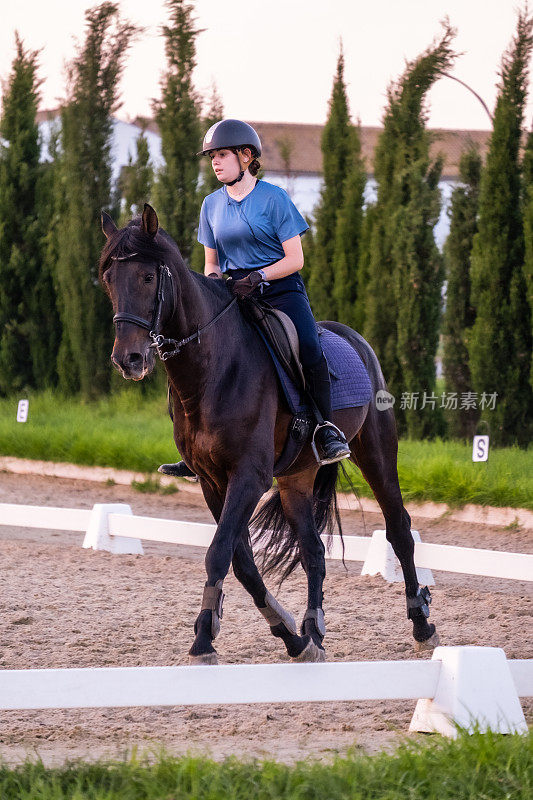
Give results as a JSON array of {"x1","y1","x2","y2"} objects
[{"x1": 232, "y1": 146, "x2": 261, "y2": 176}]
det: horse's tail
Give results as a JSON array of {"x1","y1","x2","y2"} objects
[{"x1": 251, "y1": 462, "x2": 343, "y2": 583}]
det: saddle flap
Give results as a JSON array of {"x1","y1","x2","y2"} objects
[{"x1": 242, "y1": 298, "x2": 306, "y2": 389}]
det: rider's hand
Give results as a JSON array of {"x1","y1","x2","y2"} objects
[{"x1": 228, "y1": 270, "x2": 264, "y2": 298}]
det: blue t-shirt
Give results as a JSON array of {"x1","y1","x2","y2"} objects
[{"x1": 197, "y1": 180, "x2": 309, "y2": 272}]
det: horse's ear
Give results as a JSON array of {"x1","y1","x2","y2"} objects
[
  {"x1": 142, "y1": 203, "x2": 159, "y2": 237},
  {"x1": 101, "y1": 211, "x2": 118, "y2": 239}
]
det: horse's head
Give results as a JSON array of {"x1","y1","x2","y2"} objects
[{"x1": 100, "y1": 204, "x2": 172, "y2": 381}]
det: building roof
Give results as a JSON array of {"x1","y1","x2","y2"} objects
[
  {"x1": 249, "y1": 122, "x2": 492, "y2": 179},
  {"x1": 137, "y1": 118, "x2": 492, "y2": 179},
  {"x1": 38, "y1": 108, "x2": 492, "y2": 179}
]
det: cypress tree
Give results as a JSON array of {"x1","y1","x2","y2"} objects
[
  {"x1": 200, "y1": 83, "x2": 224, "y2": 196},
  {"x1": 0, "y1": 35, "x2": 49, "y2": 394},
  {"x1": 521, "y1": 129, "x2": 533, "y2": 392},
  {"x1": 153, "y1": 0, "x2": 202, "y2": 264},
  {"x1": 308, "y1": 45, "x2": 356, "y2": 320},
  {"x1": 53, "y1": 2, "x2": 137, "y2": 397},
  {"x1": 331, "y1": 125, "x2": 366, "y2": 327},
  {"x1": 364, "y1": 24, "x2": 456, "y2": 437},
  {"x1": 118, "y1": 128, "x2": 154, "y2": 227},
  {"x1": 31, "y1": 124, "x2": 62, "y2": 390},
  {"x1": 469, "y1": 9, "x2": 533, "y2": 446},
  {"x1": 189, "y1": 83, "x2": 224, "y2": 273},
  {"x1": 442, "y1": 146, "x2": 481, "y2": 438},
  {"x1": 352, "y1": 202, "x2": 377, "y2": 333}
]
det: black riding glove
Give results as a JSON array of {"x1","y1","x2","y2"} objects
[{"x1": 228, "y1": 270, "x2": 264, "y2": 298}]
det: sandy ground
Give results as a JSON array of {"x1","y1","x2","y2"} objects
[{"x1": 0, "y1": 472, "x2": 531, "y2": 766}]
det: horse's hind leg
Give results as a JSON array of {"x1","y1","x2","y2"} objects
[
  {"x1": 350, "y1": 411, "x2": 438, "y2": 650},
  {"x1": 232, "y1": 537, "x2": 310, "y2": 659},
  {"x1": 277, "y1": 469, "x2": 327, "y2": 662}
]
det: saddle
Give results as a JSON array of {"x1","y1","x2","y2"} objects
[{"x1": 240, "y1": 297, "x2": 306, "y2": 392}]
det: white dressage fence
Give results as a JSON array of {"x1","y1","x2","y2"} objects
[
  {"x1": 0, "y1": 502, "x2": 532, "y2": 736},
  {"x1": 0, "y1": 501, "x2": 531, "y2": 584},
  {"x1": 0, "y1": 647, "x2": 530, "y2": 738}
]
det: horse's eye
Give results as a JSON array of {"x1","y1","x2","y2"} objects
[{"x1": 144, "y1": 274, "x2": 155, "y2": 284}]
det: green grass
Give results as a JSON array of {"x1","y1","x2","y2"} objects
[
  {"x1": 338, "y1": 437, "x2": 533, "y2": 510},
  {"x1": 1, "y1": 390, "x2": 177, "y2": 474},
  {"x1": 1, "y1": 391, "x2": 532, "y2": 509},
  {"x1": 0, "y1": 731, "x2": 531, "y2": 799}
]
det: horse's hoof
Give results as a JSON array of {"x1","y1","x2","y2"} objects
[
  {"x1": 291, "y1": 638, "x2": 326, "y2": 663},
  {"x1": 414, "y1": 631, "x2": 440, "y2": 653},
  {"x1": 188, "y1": 651, "x2": 218, "y2": 665}
]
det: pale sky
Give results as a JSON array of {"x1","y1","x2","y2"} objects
[{"x1": 0, "y1": 0, "x2": 530, "y2": 131}]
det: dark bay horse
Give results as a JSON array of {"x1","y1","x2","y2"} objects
[{"x1": 99, "y1": 203, "x2": 439, "y2": 664}]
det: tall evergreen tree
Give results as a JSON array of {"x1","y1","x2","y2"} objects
[
  {"x1": 442, "y1": 146, "x2": 482, "y2": 438},
  {"x1": 190, "y1": 83, "x2": 224, "y2": 273},
  {"x1": 0, "y1": 35, "x2": 52, "y2": 393},
  {"x1": 118, "y1": 128, "x2": 154, "y2": 227},
  {"x1": 331, "y1": 125, "x2": 366, "y2": 327},
  {"x1": 469, "y1": 9, "x2": 533, "y2": 446},
  {"x1": 200, "y1": 83, "x2": 224, "y2": 196},
  {"x1": 308, "y1": 45, "x2": 357, "y2": 320},
  {"x1": 364, "y1": 23, "x2": 456, "y2": 437},
  {"x1": 352, "y1": 202, "x2": 376, "y2": 333},
  {"x1": 32, "y1": 123, "x2": 62, "y2": 389},
  {"x1": 53, "y1": 2, "x2": 137, "y2": 397},
  {"x1": 522, "y1": 129, "x2": 533, "y2": 392},
  {"x1": 153, "y1": 0, "x2": 202, "y2": 264}
]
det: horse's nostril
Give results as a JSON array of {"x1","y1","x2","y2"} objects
[{"x1": 125, "y1": 352, "x2": 143, "y2": 367}]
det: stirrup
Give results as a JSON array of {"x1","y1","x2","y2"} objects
[{"x1": 311, "y1": 422, "x2": 351, "y2": 466}]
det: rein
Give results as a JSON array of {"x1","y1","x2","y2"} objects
[{"x1": 111, "y1": 254, "x2": 237, "y2": 362}]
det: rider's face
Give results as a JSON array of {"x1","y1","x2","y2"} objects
[{"x1": 209, "y1": 149, "x2": 243, "y2": 183}]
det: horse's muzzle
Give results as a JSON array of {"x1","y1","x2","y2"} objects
[{"x1": 111, "y1": 343, "x2": 155, "y2": 381}]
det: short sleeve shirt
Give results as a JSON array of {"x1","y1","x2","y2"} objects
[{"x1": 197, "y1": 179, "x2": 309, "y2": 273}]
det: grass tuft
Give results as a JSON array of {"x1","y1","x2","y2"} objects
[{"x1": 0, "y1": 730, "x2": 531, "y2": 799}]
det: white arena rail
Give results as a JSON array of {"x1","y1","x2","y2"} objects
[
  {"x1": 0, "y1": 647, "x2": 530, "y2": 738},
  {"x1": 0, "y1": 502, "x2": 91, "y2": 532},
  {"x1": 0, "y1": 503, "x2": 532, "y2": 736},
  {"x1": 0, "y1": 502, "x2": 531, "y2": 583}
]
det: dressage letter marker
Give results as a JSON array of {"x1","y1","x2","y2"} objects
[
  {"x1": 472, "y1": 435, "x2": 489, "y2": 462},
  {"x1": 16, "y1": 399, "x2": 29, "y2": 423}
]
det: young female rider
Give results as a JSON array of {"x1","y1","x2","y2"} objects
[{"x1": 160, "y1": 119, "x2": 350, "y2": 477}]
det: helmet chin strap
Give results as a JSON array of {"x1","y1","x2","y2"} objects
[
  {"x1": 225, "y1": 170, "x2": 245, "y2": 186},
  {"x1": 224, "y1": 148, "x2": 248, "y2": 186}
]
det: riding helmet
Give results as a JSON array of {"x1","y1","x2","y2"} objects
[{"x1": 197, "y1": 119, "x2": 262, "y2": 157}]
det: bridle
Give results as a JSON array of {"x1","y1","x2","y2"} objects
[{"x1": 110, "y1": 254, "x2": 237, "y2": 362}]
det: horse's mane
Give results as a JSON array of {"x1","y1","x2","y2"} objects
[{"x1": 98, "y1": 216, "x2": 184, "y2": 280}]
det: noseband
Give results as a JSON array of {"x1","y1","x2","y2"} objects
[{"x1": 111, "y1": 254, "x2": 237, "y2": 362}]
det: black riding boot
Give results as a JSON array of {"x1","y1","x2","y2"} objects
[
  {"x1": 158, "y1": 461, "x2": 198, "y2": 481},
  {"x1": 305, "y1": 354, "x2": 350, "y2": 465}
]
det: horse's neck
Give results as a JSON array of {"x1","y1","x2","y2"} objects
[
  {"x1": 164, "y1": 268, "x2": 242, "y2": 407},
  {"x1": 170, "y1": 266, "x2": 214, "y2": 335}
]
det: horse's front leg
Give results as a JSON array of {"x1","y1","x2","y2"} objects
[
  {"x1": 189, "y1": 467, "x2": 270, "y2": 664},
  {"x1": 200, "y1": 478, "x2": 310, "y2": 661}
]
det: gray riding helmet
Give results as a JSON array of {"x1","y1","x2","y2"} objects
[{"x1": 197, "y1": 119, "x2": 262, "y2": 157}]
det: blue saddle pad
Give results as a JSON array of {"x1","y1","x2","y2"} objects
[{"x1": 261, "y1": 326, "x2": 373, "y2": 415}]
